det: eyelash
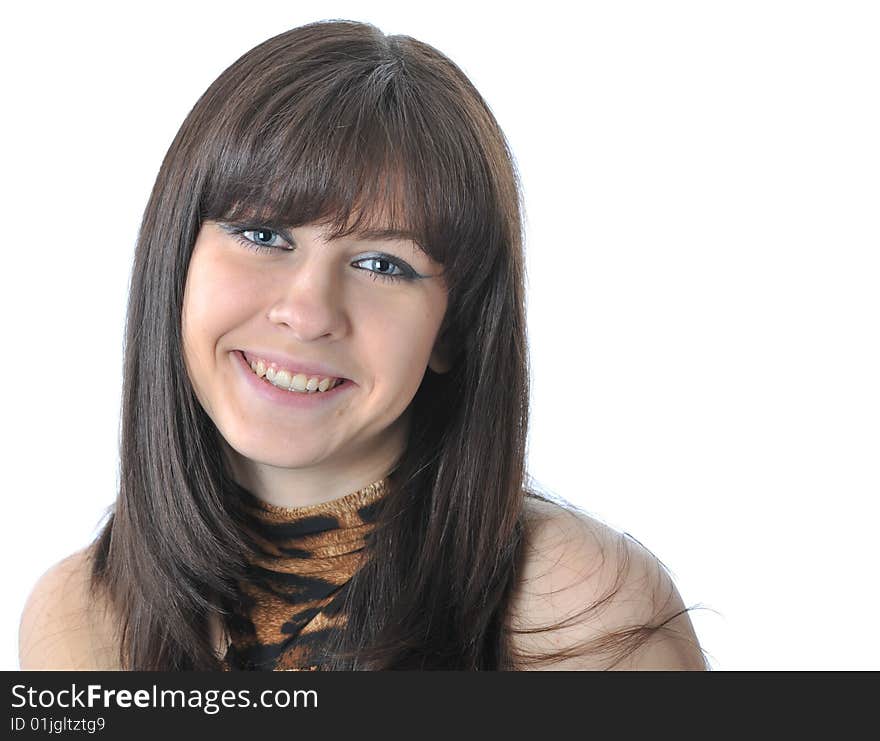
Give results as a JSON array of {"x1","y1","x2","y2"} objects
[{"x1": 223, "y1": 225, "x2": 418, "y2": 284}]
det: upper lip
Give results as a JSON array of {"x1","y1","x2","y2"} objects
[{"x1": 238, "y1": 350, "x2": 350, "y2": 381}]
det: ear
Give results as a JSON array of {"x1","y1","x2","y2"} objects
[{"x1": 428, "y1": 334, "x2": 452, "y2": 374}]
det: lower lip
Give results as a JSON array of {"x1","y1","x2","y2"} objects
[{"x1": 231, "y1": 350, "x2": 354, "y2": 409}]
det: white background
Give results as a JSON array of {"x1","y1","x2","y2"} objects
[{"x1": 2, "y1": 1, "x2": 878, "y2": 670}]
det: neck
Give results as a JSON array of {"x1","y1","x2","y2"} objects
[{"x1": 221, "y1": 408, "x2": 409, "y2": 508}]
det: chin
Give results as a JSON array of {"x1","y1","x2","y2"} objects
[
  {"x1": 242, "y1": 447, "x2": 326, "y2": 471},
  {"x1": 221, "y1": 430, "x2": 330, "y2": 471}
]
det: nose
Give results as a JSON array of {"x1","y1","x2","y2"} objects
[{"x1": 266, "y1": 255, "x2": 349, "y2": 342}]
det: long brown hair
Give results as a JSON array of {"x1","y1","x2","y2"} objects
[{"x1": 90, "y1": 19, "x2": 691, "y2": 670}]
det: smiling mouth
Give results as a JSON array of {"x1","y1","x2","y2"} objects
[{"x1": 244, "y1": 354, "x2": 344, "y2": 394}]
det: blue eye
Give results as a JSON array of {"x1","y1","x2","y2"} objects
[
  {"x1": 214, "y1": 222, "x2": 292, "y2": 252},
  {"x1": 354, "y1": 256, "x2": 412, "y2": 283},
  {"x1": 237, "y1": 228, "x2": 290, "y2": 251},
  {"x1": 248, "y1": 228, "x2": 280, "y2": 245},
  {"x1": 218, "y1": 222, "x2": 422, "y2": 282}
]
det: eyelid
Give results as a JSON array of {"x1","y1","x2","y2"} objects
[
  {"x1": 250, "y1": 228, "x2": 293, "y2": 249},
  {"x1": 217, "y1": 221, "x2": 427, "y2": 277},
  {"x1": 355, "y1": 253, "x2": 422, "y2": 279},
  {"x1": 218, "y1": 221, "x2": 295, "y2": 247}
]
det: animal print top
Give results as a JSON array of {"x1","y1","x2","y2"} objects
[{"x1": 220, "y1": 477, "x2": 389, "y2": 671}]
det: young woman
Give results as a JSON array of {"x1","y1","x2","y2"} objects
[{"x1": 19, "y1": 20, "x2": 706, "y2": 671}]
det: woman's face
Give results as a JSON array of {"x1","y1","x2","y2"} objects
[{"x1": 181, "y1": 219, "x2": 449, "y2": 487}]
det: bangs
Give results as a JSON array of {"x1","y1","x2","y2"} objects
[{"x1": 196, "y1": 38, "x2": 502, "y2": 285}]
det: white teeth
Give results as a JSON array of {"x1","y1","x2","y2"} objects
[{"x1": 247, "y1": 357, "x2": 340, "y2": 394}]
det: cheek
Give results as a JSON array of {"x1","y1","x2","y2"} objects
[
  {"x1": 366, "y1": 298, "x2": 445, "y2": 386},
  {"x1": 181, "y1": 263, "x2": 215, "y2": 406},
  {"x1": 182, "y1": 254, "x2": 261, "y2": 348},
  {"x1": 181, "y1": 256, "x2": 252, "y2": 408}
]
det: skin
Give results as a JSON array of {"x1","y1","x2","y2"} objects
[
  {"x1": 18, "y1": 507, "x2": 707, "y2": 669},
  {"x1": 180, "y1": 220, "x2": 450, "y2": 508},
  {"x1": 19, "y1": 220, "x2": 706, "y2": 671}
]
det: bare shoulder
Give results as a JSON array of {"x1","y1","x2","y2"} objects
[
  {"x1": 510, "y1": 497, "x2": 706, "y2": 670},
  {"x1": 18, "y1": 547, "x2": 122, "y2": 670}
]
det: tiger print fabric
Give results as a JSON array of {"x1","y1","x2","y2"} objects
[{"x1": 221, "y1": 477, "x2": 389, "y2": 671}]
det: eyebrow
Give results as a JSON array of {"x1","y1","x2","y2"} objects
[{"x1": 342, "y1": 227, "x2": 426, "y2": 253}]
